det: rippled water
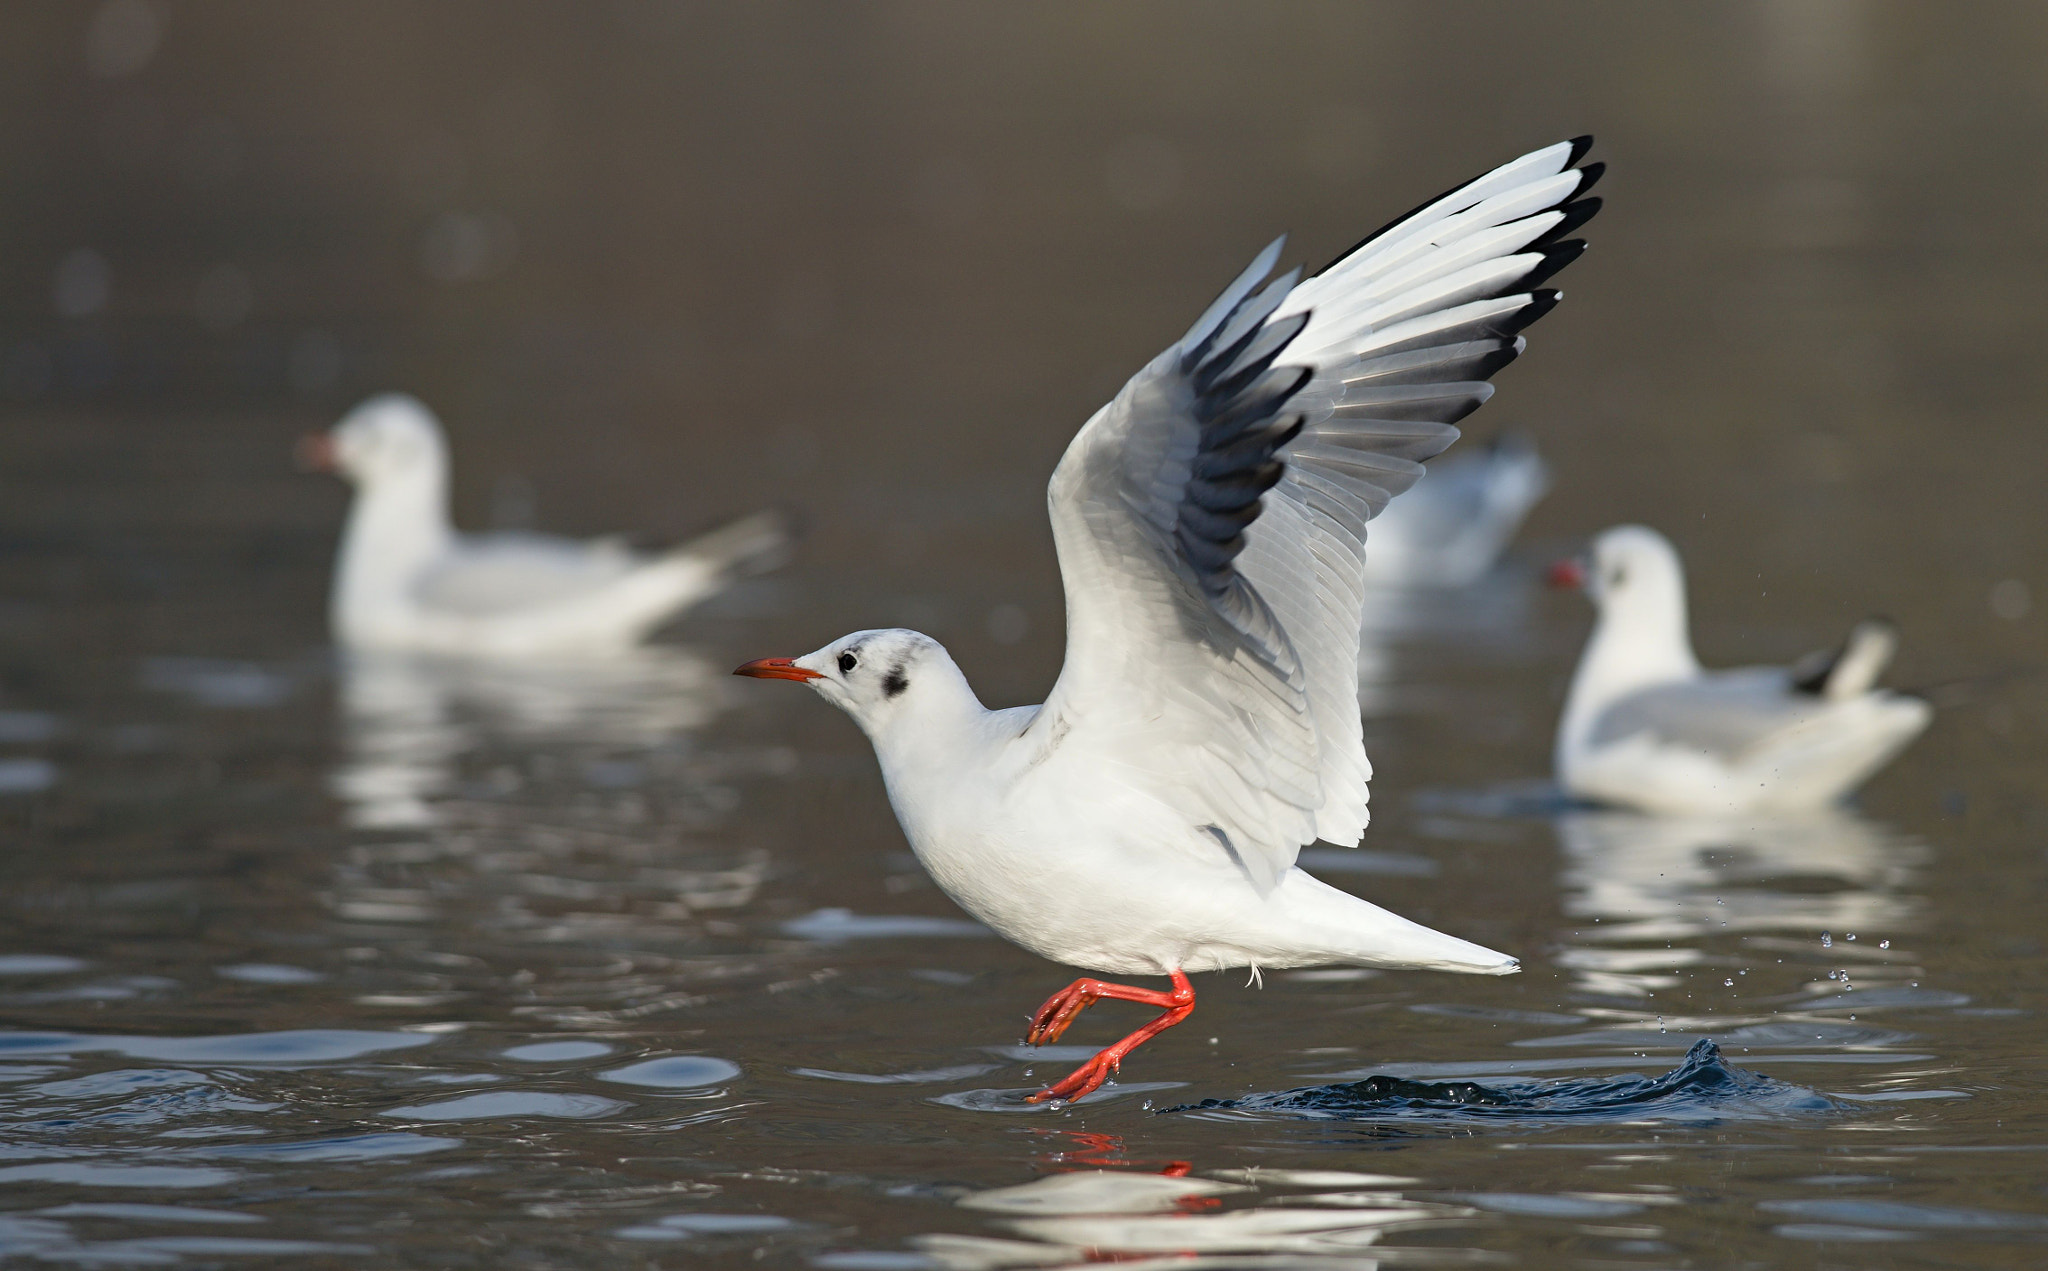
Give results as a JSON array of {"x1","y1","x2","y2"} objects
[
  {"x1": 0, "y1": 547, "x2": 2039, "y2": 1268},
  {"x1": 5, "y1": 4, "x2": 2048, "y2": 1267}
]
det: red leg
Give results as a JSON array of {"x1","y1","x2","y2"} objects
[{"x1": 1025, "y1": 970, "x2": 1194, "y2": 1104}]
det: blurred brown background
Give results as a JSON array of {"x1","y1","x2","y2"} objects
[{"x1": 0, "y1": 1, "x2": 2043, "y2": 712}]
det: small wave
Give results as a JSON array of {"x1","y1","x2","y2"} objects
[{"x1": 1169, "y1": 1039, "x2": 1837, "y2": 1125}]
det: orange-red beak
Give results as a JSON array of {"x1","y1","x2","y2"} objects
[
  {"x1": 295, "y1": 432, "x2": 339, "y2": 472},
  {"x1": 1546, "y1": 558, "x2": 1588, "y2": 590},
  {"x1": 733, "y1": 657, "x2": 824, "y2": 682}
]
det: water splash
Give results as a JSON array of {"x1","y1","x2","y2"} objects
[{"x1": 1169, "y1": 1040, "x2": 1838, "y2": 1125}]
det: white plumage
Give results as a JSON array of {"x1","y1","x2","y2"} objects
[
  {"x1": 309, "y1": 395, "x2": 788, "y2": 657},
  {"x1": 740, "y1": 139, "x2": 1601, "y2": 1102},
  {"x1": 1554, "y1": 525, "x2": 1931, "y2": 815}
]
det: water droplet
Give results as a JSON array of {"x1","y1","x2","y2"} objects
[
  {"x1": 1723, "y1": 978, "x2": 1734, "y2": 987},
  {"x1": 1845, "y1": 933, "x2": 1857, "y2": 941},
  {"x1": 1821, "y1": 932, "x2": 1833, "y2": 948},
  {"x1": 1879, "y1": 940, "x2": 1891, "y2": 950}
]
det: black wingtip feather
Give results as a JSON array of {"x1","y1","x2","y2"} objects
[
  {"x1": 1522, "y1": 240, "x2": 1587, "y2": 290},
  {"x1": 1534, "y1": 197, "x2": 1602, "y2": 248},
  {"x1": 1474, "y1": 342, "x2": 1524, "y2": 381},
  {"x1": 1499, "y1": 290, "x2": 1562, "y2": 335},
  {"x1": 1318, "y1": 141, "x2": 1602, "y2": 278}
]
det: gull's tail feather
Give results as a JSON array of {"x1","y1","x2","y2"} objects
[
  {"x1": 1790, "y1": 617, "x2": 1900, "y2": 701},
  {"x1": 1286, "y1": 870, "x2": 1521, "y2": 975},
  {"x1": 665, "y1": 508, "x2": 795, "y2": 582}
]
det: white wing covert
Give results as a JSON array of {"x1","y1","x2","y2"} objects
[{"x1": 1039, "y1": 139, "x2": 1601, "y2": 890}]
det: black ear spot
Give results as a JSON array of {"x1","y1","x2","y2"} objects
[{"x1": 882, "y1": 665, "x2": 909, "y2": 698}]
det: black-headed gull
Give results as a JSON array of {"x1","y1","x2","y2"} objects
[
  {"x1": 302, "y1": 395, "x2": 788, "y2": 657},
  {"x1": 1360, "y1": 433, "x2": 1549, "y2": 588},
  {"x1": 1550, "y1": 525, "x2": 1931, "y2": 815},
  {"x1": 740, "y1": 140, "x2": 1601, "y2": 1102}
]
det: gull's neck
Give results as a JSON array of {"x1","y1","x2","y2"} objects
[
  {"x1": 863, "y1": 669, "x2": 996, "y2": 776},
  {"x1": 332, "y1": 458, "x2": 454, "y2": 638},
  {"x1": 1558, "y1": 572, "x2": 1700, "y2": 760},
  {"x1": 853, "y1": 664, "x2": 1016, "y2": 839}
]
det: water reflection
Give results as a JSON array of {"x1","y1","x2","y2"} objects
[
  {"x1": 323, "y1": 645, "x2": 785, "y2": 1021},
  {"x1": 1553, "y1": 807, "x2": 1929, "y2": 998},
  {"x1": 926, "y1": 1166, "x2": 1473, "y2": 1267},
  {"x1": 330, "y1": 646, "x2": 730, "y2": 829}
]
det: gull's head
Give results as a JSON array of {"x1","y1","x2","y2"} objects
[
  {"x1": 299, "y1": 394, "x2": 447, "y2": 486},
  {"x1": 734, "y1": 629, "x2": 963, "y2": 731},
  {"x1": 1552, "y1": 524, "x2": 1688, "y2": 619}
]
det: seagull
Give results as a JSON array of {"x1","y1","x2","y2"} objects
[
  {"x1": 740, "y1": 139, "x2": 1602, "y2": 1103},
  {"x1": 1360, "y1": 432, "x2": 1549, "y2": 588},
  {"x1": 301, "y1": 395, "x2": 789, "y2": 657},
  {"x1": 1550, "y1": 525, "x2": 1931, "y2": 815}
]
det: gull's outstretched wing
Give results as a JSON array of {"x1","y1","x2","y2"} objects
[{"x1": 1036, "y1": 139, "x2": 1600, "y2": 889}]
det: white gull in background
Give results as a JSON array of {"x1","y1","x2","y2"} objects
[
  {"x1": 302, "y1": 395, "x2": 788, "y2": 657},
  {"x1": 1551, "y1": 525, "x2": 1930, "y2": 815},
  {"x1": 739, "y1": 138, "x2": 1602, "y2": 1102},
  {"x1": 1359, "y1": 432, "x2": 1549, "y2": 589}
]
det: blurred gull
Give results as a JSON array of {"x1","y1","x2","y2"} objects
[
  {"x1": 1360, "y1": 432, "x2": 1549, "y2": 588},
  {"x1": 303, "y1": 395, "x2": 788, "y2": 656},
  {"x1": 1551, "y1": 525, "x2": 1930, "y2": 815},
  {"x1": 739, "y1": 139, "x2": 1601, "y2": 1101}
]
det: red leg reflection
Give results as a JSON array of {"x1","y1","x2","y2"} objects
[
  {"x1": 1034, "y1": 1130, "x2": 1193, "y2": 1179},
  {"x1": 1024, "y1": 969, "x2": 1194, "y2": 1103}
]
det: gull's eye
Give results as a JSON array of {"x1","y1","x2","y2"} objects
[{"x1": 838, "y1": 652, "x2": 858, "y2": 674}]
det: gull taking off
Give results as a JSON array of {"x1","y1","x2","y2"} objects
[
  {"x1": 302, "y1": 395, "x2": 788, "y2": 657},
  {"x1": 739, "y1": 139, "x2": 1602, "y2": 1102},
  {"x1": 1551, "y1": 525, "x2": 1930, "y2": 815}
]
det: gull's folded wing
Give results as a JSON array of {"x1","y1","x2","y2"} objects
[
  {"x1": 1591, "y1": 673, "x2": 1835, "y2": 759},
  {"x1": 413, "y1": 532, "x2": 639, "y2": 616},
  {"x1": 1037, "y1": 140, "x2": 1600, "y2": 889}
]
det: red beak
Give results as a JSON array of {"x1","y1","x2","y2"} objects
[
  {"x1": 1546, "y1": 558, "x2": 1588, "y2": 590},
  {"x1": 733, "y1": 657, "x2": 824, "y2": 682},
  {"x1": 295, "y1": 433, "x2": 339, "y2": 472}
]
